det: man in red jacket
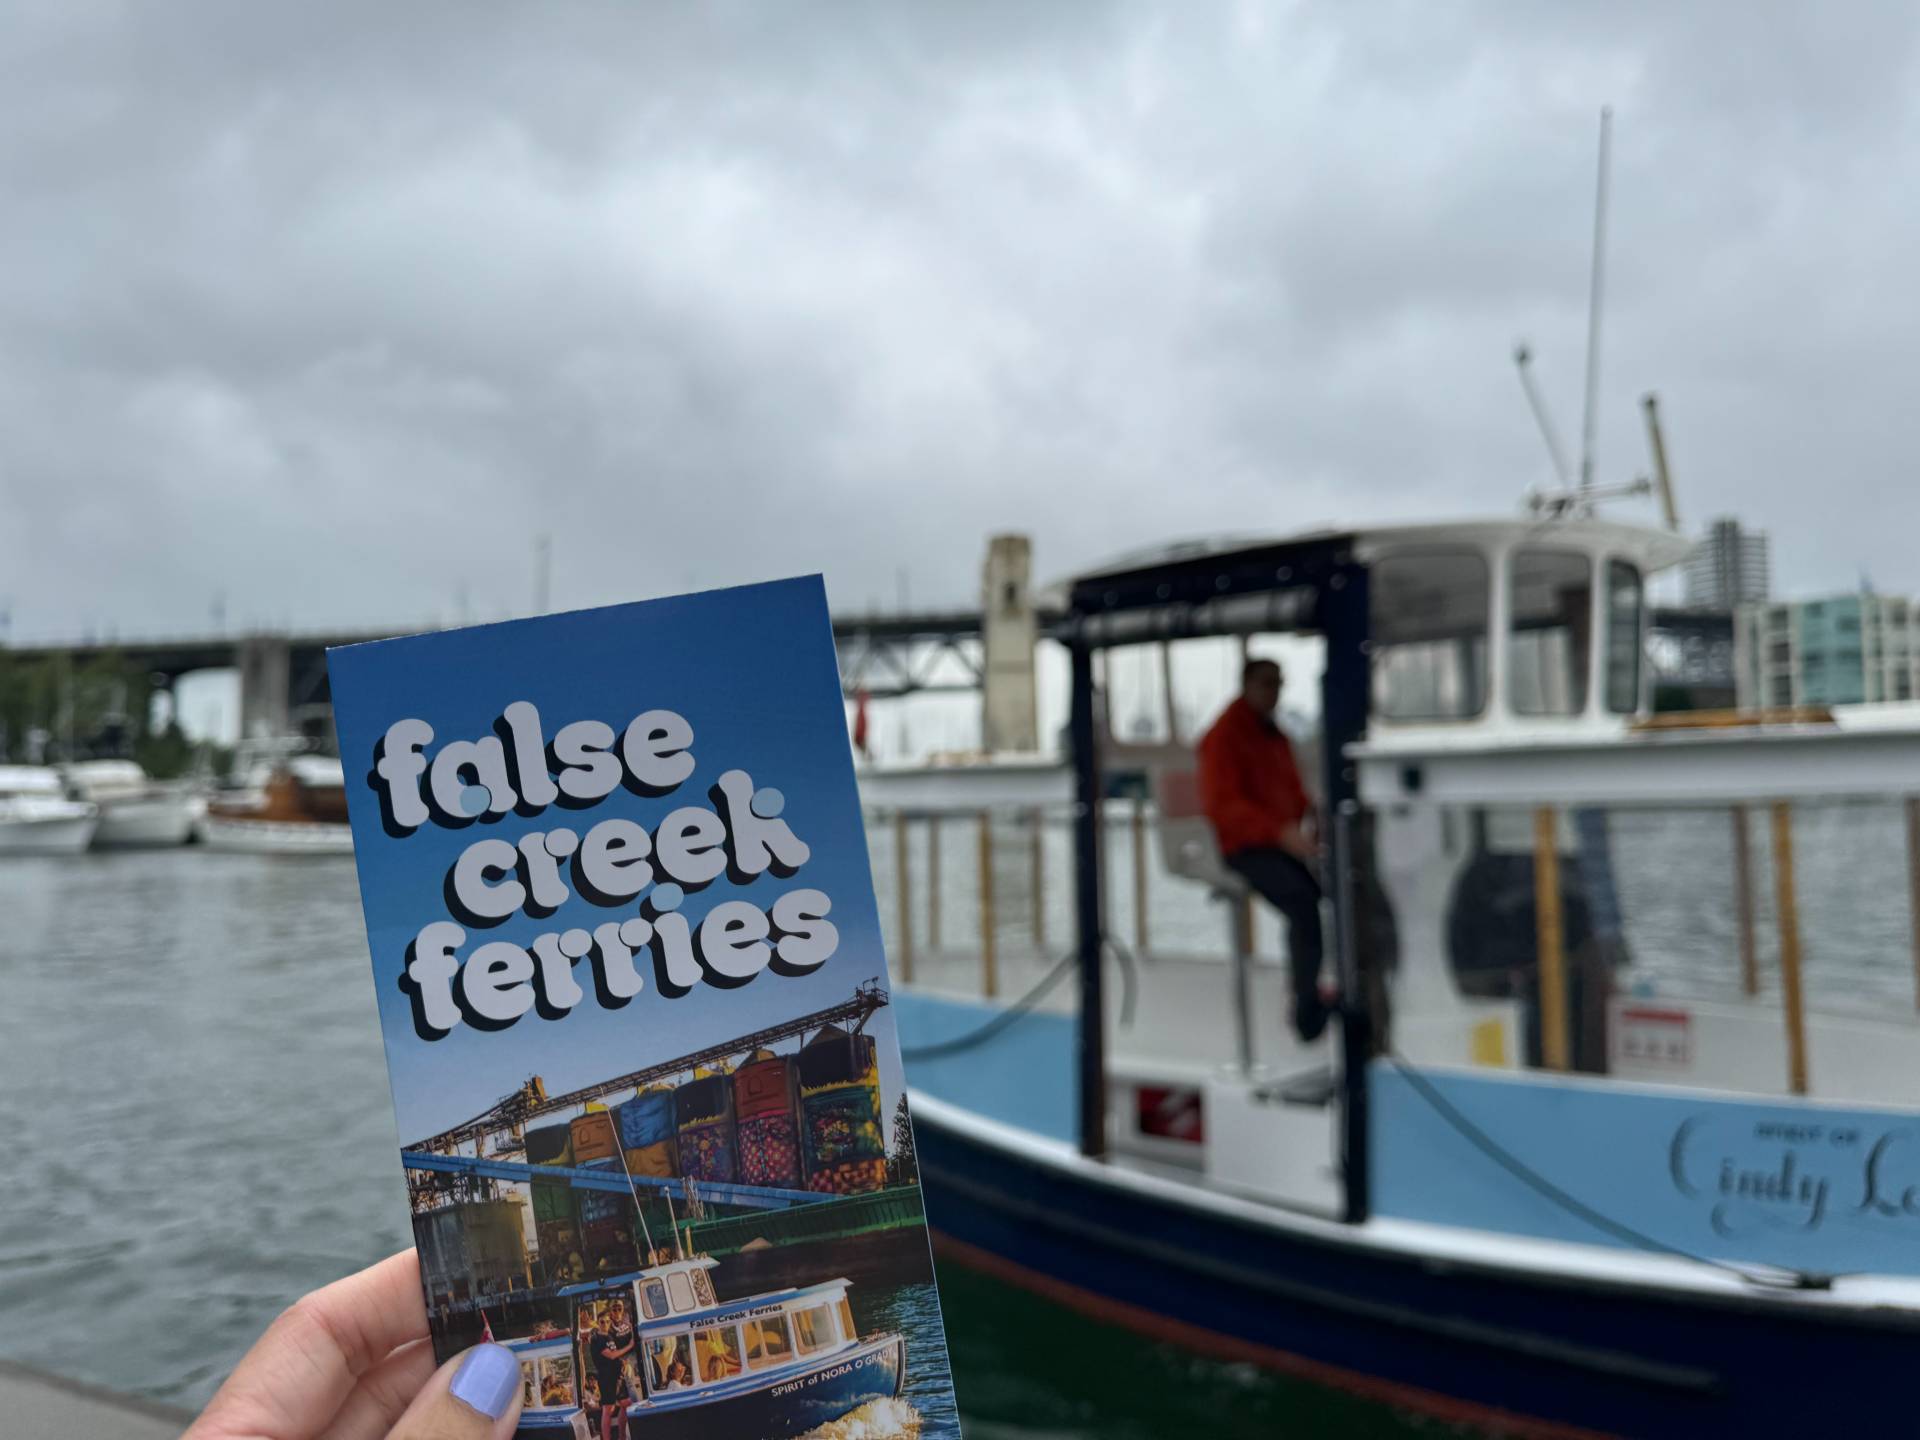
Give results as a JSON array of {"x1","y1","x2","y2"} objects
[{"x1": 1197, "y1": 658, "x2": 1328, "y2": 1041}]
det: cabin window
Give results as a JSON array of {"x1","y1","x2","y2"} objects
[
  {"x1": 1509, "y1": 549, "x2": 1593, "y2": 716},
  {"x1": 839, "y1": 1298, "x2": 858, "y2": 1344},
  {"x1": 1370, "y1": 549, "x2": 1489, "y2": 720},
  {"x1": 743, "y1": 1314, "x2": 796, "y2": 1370},
  {"x1": 792, "y1": 1303, "x2": 836, "y2": 1354},
  {"x1": 640, "y1": 1279, "x2": 670, "y2": 1320},
  {"x1": 693, "y1": 1324, "x2": 743, "y2": 1383},
  {"x1": 692, "y1": 1269, "x2": 717, "y2": 1308},
  {"x1": 1604, "y1": 560, "x2": 1642, "y2": 713},
  {"x1": 536, "y1": 1353, "x2": 578, "y2": 1408},
  {"x1": 646, "y1": 1335, "x2": 695, "y2": 1393},
  {"x1": 519, "y1": 1360, "x2": 537, "y2": 1410},
  {"x1": 667, "y1": 1272, "x2": 695, "y2": 1313}
]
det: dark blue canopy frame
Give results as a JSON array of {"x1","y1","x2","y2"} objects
[{"x1": 1062, "y1": 534, "x2": 1374, "y2": 1223}]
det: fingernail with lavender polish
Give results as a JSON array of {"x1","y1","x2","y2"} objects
[{"x1": 449, "y1": 1343, "x2": 520, "y2": 1420}]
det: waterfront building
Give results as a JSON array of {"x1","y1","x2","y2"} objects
[
  {"x1": 1736, "y1": 589, "x2": 1918, "y2": 708},
  {"x1": 1683, "y1": 516, "x2": 1770, "y2": 611}
]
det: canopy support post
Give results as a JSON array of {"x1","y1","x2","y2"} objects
[
  {"x1": 1320, "y1": 557, "x2": 1372, "y2": 1227},
  {"x1": 1071, "y1": 639, "x2": 1107, "y2": 1160}
]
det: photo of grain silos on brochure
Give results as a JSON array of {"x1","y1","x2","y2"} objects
[{"x1": 326, "y1": 577, "x2": 959, "y2": 1440}]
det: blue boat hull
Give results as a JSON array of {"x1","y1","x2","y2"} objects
[
  {"x1": 635, "y1": 1334, "x2": 905, "y2": 1439},
  {"x1": 914, "y1": 1104, "x2": 1919, "y2": 1438}
]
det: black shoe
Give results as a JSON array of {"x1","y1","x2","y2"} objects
[{"x1": 1292, "y1": 996, "x2": 1331, "y2": 1043}]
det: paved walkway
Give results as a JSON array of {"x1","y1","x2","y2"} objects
[{"x1": 0, "y1": 1358, "x2": 191, "y2": 1439}]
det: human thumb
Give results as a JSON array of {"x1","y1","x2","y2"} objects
[{"x1": 386, "y1": 1343, "x2": 525, "y2": 1440}]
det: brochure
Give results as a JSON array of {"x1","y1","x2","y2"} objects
[{"x1": 328, "y1": 576, "x2": 958, "y2": 1439}]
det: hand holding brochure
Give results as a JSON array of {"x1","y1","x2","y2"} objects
[{"x1": 328, "y1": 576, "x2": 959, "y2": 1439}]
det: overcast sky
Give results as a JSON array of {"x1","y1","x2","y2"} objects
[{"x1": 5, "y1": 0, "x2": 1919, "y2": 655}]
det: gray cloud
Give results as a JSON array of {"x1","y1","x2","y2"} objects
[{"x1": 4, "y1": 0, "x2": 1920, "y2": 646}]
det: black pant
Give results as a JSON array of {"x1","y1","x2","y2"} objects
[{"x1": 1225, "y1": 847, "x2": 1328, "y2": 1041}]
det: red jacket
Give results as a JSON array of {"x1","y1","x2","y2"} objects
[{"x1": 1196, "y1": 697, "x2": 1311, "y2": 858}]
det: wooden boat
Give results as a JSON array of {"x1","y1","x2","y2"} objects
[
  {"x1": 505, "y1": 1255, "x2": 906, "y2": 1437},
  {"x1": 890, "y1": 513, "x2": 1920, "y2": 1437},
  {"x1": 199, "y1": 754, "x2": 354, "y2": 855}
]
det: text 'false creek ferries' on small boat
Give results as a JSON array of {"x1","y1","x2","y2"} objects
[
  {"x1": 882, "y1": 511, "x2": 1920, "y2": 1438},
  {"x1": 0, "y1": 764, "x2": 98, "y2": 854},
  {"x1": 504, "y1": 1255, "x2": 905, "y2": 1439},
  {"x1": 198, "y1": 752, "x2": 355, "y2": 855}
]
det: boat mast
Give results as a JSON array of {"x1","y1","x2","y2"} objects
[
  {"x1": 1578, "y1": 106, "x2": 1613, "y2": 501},
  {"x1": 664, "y1": 1188, "x2": 686, "y2": 1261}
]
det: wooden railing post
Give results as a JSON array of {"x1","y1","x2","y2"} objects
[
  {"x1": 893, "y1": 810, "x2": 913, "y2": 983},
  {"x1": 978, "y1": 810, "x2": 998, "y2": 998},
  {"x1": 1771, "y1": 801, "x2": 1810, "y2": 1096},
  {"x1": 1534, "y1": 807, "x2": 1570, "y2": 1072},
  {"x1": 927, "y1": 815, "x2": 941, "y2": 954}
]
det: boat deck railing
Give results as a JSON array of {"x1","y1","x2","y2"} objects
[{"x1": 868, "y1": 786, "x2": 1920, "y2": 1107}]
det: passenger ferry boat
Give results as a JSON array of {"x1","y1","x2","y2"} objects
[
  {"x1": 887, "y1": 510, "x2": 1920, "y2": 1437},
  {"x1": 505, "y1": 1255, "x2": 906, "y2": 1438}
]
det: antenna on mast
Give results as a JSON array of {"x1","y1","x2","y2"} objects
[
  {"x1": 1514, "y1": 342, "x2": 1574, "y2": 487},
  {"x1": 1642, "y1": 392, "x2": 1680, "y2": 531},
  {"x1": 1579, "y1": 106, "x2": 1613, "y2": 497}
]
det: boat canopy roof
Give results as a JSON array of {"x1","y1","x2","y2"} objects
[
  {"x1": 1050, "y1": 513, "x2": 1692, "y2": 739},
  {"x1": 0, "y1": 764, "x2": 64, "y2": 796},
  {"x1": 1047, "y1": 516, "x2": 1687, "y2": 629},
  {"x1": 634, "y1": 1279, "x2": 848, "y2": 1333},
  {"x1": 66, "y1": 759, "x2": 151, "y2": 795},
  {"x1": 240, "y1": 753, "x2": 345, "y2": 788},
  {"x1": 289, "y1": 755, "x2": 345, "y2": 787},
  {"x1": 556, "y1": 1255, "x2": 717, "y2": 1299}
]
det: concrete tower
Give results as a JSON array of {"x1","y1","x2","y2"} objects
[{"x1": 980, "y1": 534, "x2": 1039, "y2": 753}]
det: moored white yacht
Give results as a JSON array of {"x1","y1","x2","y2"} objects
[
  {"x1": 0, "y1": 765, "x2": 99, "y2": 855},
  {"x1": 64, "y1": 759, "x2": 197, "y2": 848}
]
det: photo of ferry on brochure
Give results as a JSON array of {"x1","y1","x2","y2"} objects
[
  {"x1": 507, "y1": 1255, "x2": 905, "y2": 1438},
  {"x1": 326, "y1": 577, "x2": 961, "y2": 1440}
]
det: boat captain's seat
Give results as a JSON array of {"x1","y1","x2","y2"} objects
[
  {"x1": 1153, "y1": 767, "x2": 1251, "y2": 909},
  {"x1": 1152, "y1": 763, "x2": 1262, "y2": 1073}
]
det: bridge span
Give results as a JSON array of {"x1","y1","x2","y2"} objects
[{"x1": 1, "y1": 534, "x2": 1730, "y2": 754}]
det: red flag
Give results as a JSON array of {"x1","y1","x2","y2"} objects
[
  {"x1": 480, "y1": 1309, "x2": 495, "y2": 1344},
  {"x1": 852, "y1": 690, "x2": 870, "y2": 757}
]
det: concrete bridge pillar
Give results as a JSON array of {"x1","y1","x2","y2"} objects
[
  {"x1": 236, "y1": 634, "x2": 292, "y2": 741},
  {"x1": 981, "y1": 534, "x2": 1038, "y2": 753}
]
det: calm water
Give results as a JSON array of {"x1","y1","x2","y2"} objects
[
  {"x1": 852, "y1": 1282, "x2": 961, "y2": 1439},
  {"x1": 0, "y1": 804, "x2": 1908, "y2": 1432}
]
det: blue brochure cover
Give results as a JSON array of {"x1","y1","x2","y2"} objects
[{"x1": 328, "y1": 577, "x2": 958, "y2": 1439}]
